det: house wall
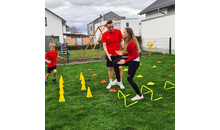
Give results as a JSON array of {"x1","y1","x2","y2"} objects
[
  {"x1": 87, "y1": 23, "x2": 94, "y2": 36},
  {"x1": 121, "y1": 18, "x2": 140, "y2": 36},
  {"x1": 45, "y1": 9, "x2": 65, "y2": 43},
  {"x1": 145, "y1": 8, "x2": 167, "y2": 19},
  {"x1": 94, "y1": 21, "x2": 108, "y2": 44},
  {"x1": 141, "y1": 13, "x2": 175, "y2": 54}
]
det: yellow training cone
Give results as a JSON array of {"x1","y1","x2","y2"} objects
[
  {"x1": 59, "y1": 87, "x2": 64, "y2": 94},
  {"x1": 60, "y1": 75, "x2": 64, "y2": 83},
  {"x1": 81, "y1": 76, "x2": 85, "y2": 84},
  {"x1": 137, "y1": 75, "x2": 143, "y2": 78},
  {"x1": 124, "y1": 69, "x2": 128, "y2": 71},
  {"x1": 59, "y1": 80, "x2": 64, "y2": 88},
  {"x1": 81, "y1": 83, "x2": 86, "y2": 90},
  {"x1": 140, "y1": 63, "x2": 142, "y2": 65},
  {"x1": 86, "y1": 87, "x2": 93, "y2": 98},
  {"x1": 152, "y1": 66, "x2": 157, "y2": 68},
  {"x1": 147, "y1": 82, "x2": 155, "y2": 85},
  {"x1": 79, "y1": 72, "x2": 83, "y2": 80},
  {"x1": 59, "y1": 94, "x2": 65, "y2": 102}
]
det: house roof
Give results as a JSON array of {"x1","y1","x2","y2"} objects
[
  {"x1": 138, "y1": 0, "x2": 175, "y2": 15},
  {"x1": 88, "y1": 11, "x2": 126, "y2": 25},
  {"x1": 45, "y1": 8, "x2": 66, "y2": 24}
]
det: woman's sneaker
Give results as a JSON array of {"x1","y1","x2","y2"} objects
[
  {"x1": 110, "y1": 79, "x2": 122, "y2": 86},
  {"x1": 131, "y1": 94, "x2": 144, "y2": 101}
]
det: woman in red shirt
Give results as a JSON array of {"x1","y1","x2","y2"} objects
[{"x1": 110, "y1": 27, "x2": 143, "y2": 101}]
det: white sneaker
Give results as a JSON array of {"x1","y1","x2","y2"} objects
[
  {"x1": 131, "y1": 94, "x2": 144, "y2": 101},
  {"x1": 110, "y1": 79, "x2": 122, "y2": 86},
  {"x1": 119, "y1": 84, "x2": 125, "y2": 89},
  {"x1": 106, "y1": 83, "x2": 112, "y2": 89}
]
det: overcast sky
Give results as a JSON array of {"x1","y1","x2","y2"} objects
[{"x1": 45, "y1": 0, "x2": 156, "y2": 34}]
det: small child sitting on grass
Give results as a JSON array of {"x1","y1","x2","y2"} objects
[{"x1": 45, "y1": 43, "x2": 65, "y2": 85}]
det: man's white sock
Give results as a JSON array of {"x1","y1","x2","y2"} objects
[{"x1": 109, "y1": 79, "x2": 113, "y2": 82}]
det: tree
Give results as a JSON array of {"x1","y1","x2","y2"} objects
[{"x1": 69, "y1": 26, "x2": 81, "y2": 33}]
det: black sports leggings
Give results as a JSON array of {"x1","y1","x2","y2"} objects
[{"x1": 113, "y1": 59, "x2": 141, "y2": 95}]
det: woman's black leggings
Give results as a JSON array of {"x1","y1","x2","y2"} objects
[{"x1": 113, "y1": 59, "x2": 141, "y2": 95}]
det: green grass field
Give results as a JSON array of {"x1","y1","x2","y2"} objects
[{"x1": 45, "y1": 54, "x2": 175, "y2": 130}]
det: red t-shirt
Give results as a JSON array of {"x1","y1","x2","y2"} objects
[
  {"x1": 45, "y1": 50, "x2": 57, "y2": 67},
  {"x1": 123, "y1": 41, "x2": 139, "y2": 63},
  {"x1": 102, "y1": 29, "x2": 123, "y2": 56}
]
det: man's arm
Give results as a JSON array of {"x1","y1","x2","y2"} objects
[
  {"x1": 103, "y1": 42, "x2": 112, "y2": 61},
  {"x1": 120, "y1": 38, "x2": 124, "y2": 48}
]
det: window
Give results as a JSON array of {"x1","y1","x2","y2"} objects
[
  {"x1": 126, "y1": 22, "x2": 129, "y2": 27},
  {"x1": 114, "y1": 23, "x2": 121, "y2": 27},
  {"x1": 45, "y1": 17, "x2": 47, "y2": 26},
  {"x1": 90, "y1": 26, "x2": 92, "y2": 31}
]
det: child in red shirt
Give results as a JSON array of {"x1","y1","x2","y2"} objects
[
  {"x1": 45, "y1": 43, "x2": 65, "y2": 85},
  {"x1": 110, "y1": 27, "x2": 144, "y2": 101}
]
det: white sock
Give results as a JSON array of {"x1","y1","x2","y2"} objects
[
  {"x1": 120, "y1": 79, "x2": 122, "y2": 82},
  {"x1": 109, "y1": 79, "x2": 113, "y2": 82},
  {"x1": 53, "y1": 77, "x2": 55, "y2": 80},
  {"x1": 45, "y1": 80, "x2": 47, "y2": 82}
]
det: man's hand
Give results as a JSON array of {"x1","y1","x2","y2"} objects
[{"x1": 107, "y1": 54, "x2": 112, "y2": 61}]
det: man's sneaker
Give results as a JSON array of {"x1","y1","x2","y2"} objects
[
  {"x1": 110, "y1": 79, "x2": 122, "y2": 86},
  {"x1": 53, "y1": 79, "x2": 57, "y2": 84},
  {"x1": 106, "y1": 83, "x2": 112, "y2": 89},
  {"x1": 119, "y1": 84, "x2": 125, "y2": 89},
  {"x1": 131, "y1": 94, "x2": 144, "y2": 101}
]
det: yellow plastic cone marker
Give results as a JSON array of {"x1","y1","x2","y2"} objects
[
  {"x1": 59, "y1": 87, "x2": 64, "y2": 94},
  {"x1": 60, "y1": 75, "x2": 64, "y2": 83},
  {"x1": 59, "y1": 80, "x2": 64, "y2": 88},
  {"x1": 152, "y1": 66, "x2": 157, "y2": 68},
  {"x1": 59, "y1": 94, "x2": 65, "y2": 102},
  {"x1": 147, "y1": 82, "x2": 154, "y2": 85},
  {"x1": 79, "y1": 72, "x2": 83, "y2": 80},
  {"x1": 137, "y1": 75, "x2": 143, "y2": 78},
  {"x1": 81, "y1": 83, "x2": 86, "y2": 90},
  {"x1": 140, "y1": 63, "x2": 142, "y2": 65},
  {"x1": 86, "y1": 87, "x2": 93, "y2": 98},
  {"x1": 124, "y1": 69, "x2": 128, "y2": 71},
  {"x1": 81, "y1": 76, "x2": 85, "y2": 84}
]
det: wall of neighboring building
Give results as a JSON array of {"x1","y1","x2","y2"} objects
[
  {"x1": 145, "y1": 8, "x2": 167, "y2": 20},
  {"x1": 87, "y1": 23, "x2": 94, "y2": 37},
  {"x1": 45, "y1": 9, "x2": 65, "y2": 43},
  {"x1": 141, "y1": 13, "x2": 175, "y2": 54},
  {"x1": 94, "y1": 21, "x2": 108, "y2": 44},
  {"x1": 121, "y1": 18, "x2": 140, "y2": 36}
]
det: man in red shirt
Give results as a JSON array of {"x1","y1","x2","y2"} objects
[
  {"x1": 102, "y1": 20, "x2": 125, "y2": 89},
  {"x1": 45, "y1": 43, "x2": 65, "y2": 85}
]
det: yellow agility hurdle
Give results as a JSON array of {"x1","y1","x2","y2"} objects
[
  {"x1": 140, "y1": 85, "x2": 162, "y2": 101},
  {"x1": 118, "y1": 90, "x2": 138, "y2": 107},
  {"x1": 164, "y1": 81, "x2": 175, "y2": 90}
]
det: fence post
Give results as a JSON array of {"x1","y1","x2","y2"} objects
[{"x1": 169, "y1": 37, "x2": 171, "y2": 54}]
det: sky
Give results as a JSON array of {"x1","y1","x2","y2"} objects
[{"x1": 45, "y1": 0, "x2": 156, "y2": 34}]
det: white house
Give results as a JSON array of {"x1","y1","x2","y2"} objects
[
  {"x1": 45, "y1": 8, "x2": 67, "y2": 51},
  {"x1": 120, "y1": 18, "x2": 140, "y2": 36},
  {"x1": 139, "y1": 0, "x2": 175, "y2": 54}
]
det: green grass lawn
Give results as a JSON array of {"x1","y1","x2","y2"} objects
[{"x1": 45, "y1": 54, "x2": 175, "y2": 130}]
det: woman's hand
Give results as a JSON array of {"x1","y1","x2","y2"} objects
[
  {"x1": 117, "y1": 60, "x2": 125, "y2": 64},
  {"x1": 115, "y1": 50, "x2": 123, "y2": 56}
]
